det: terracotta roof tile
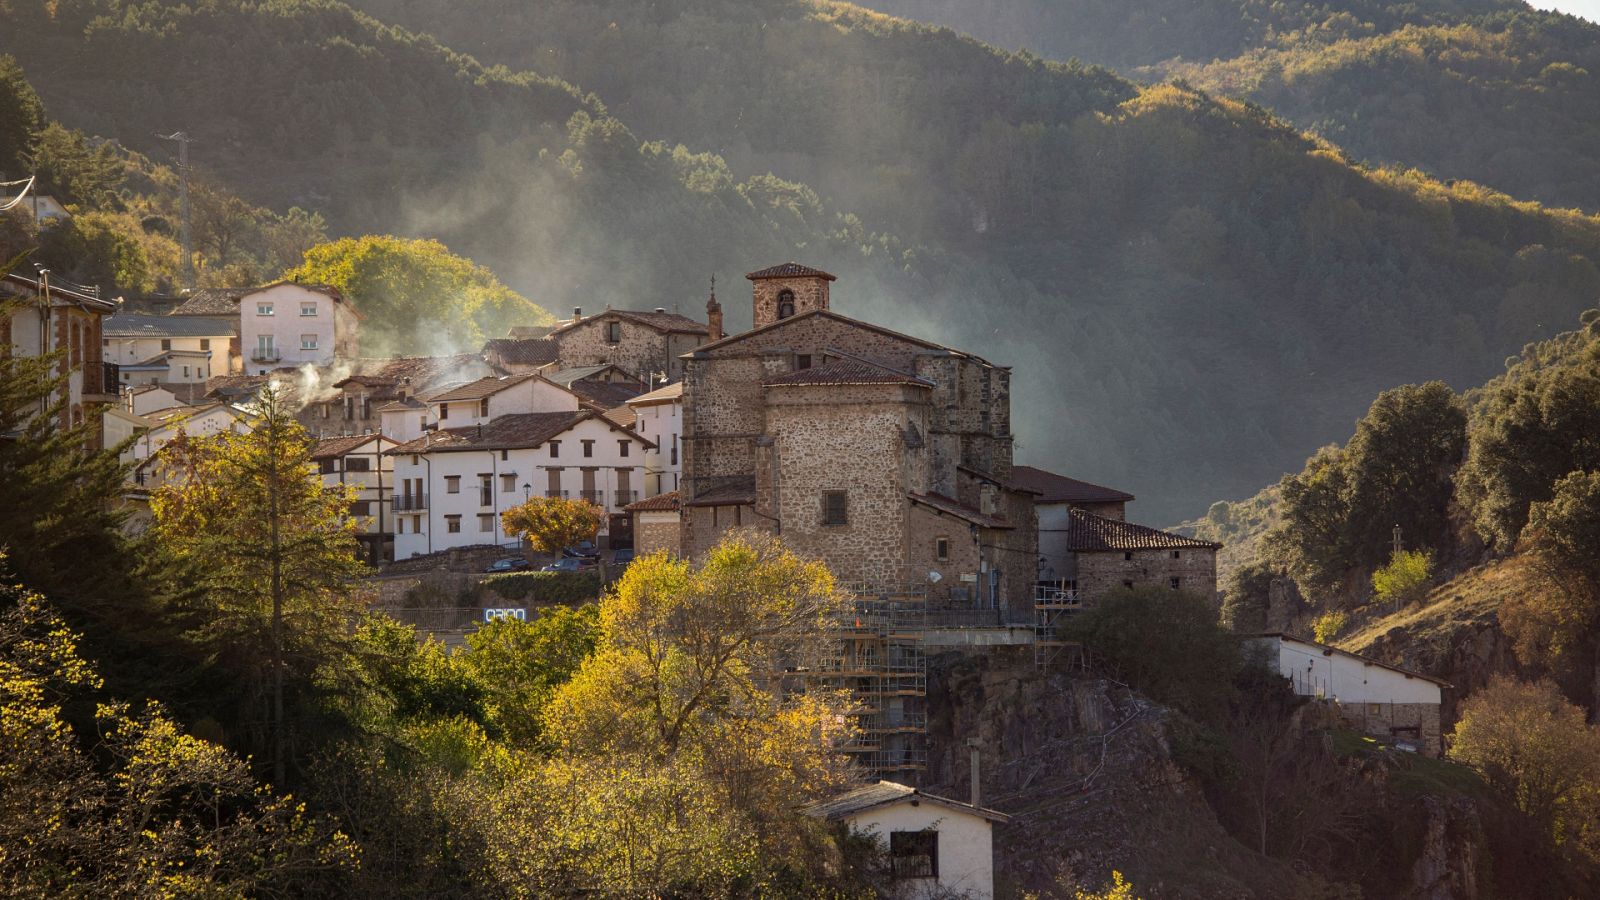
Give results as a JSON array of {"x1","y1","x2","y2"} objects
[
  {"x1": 427, "y1": 374, "x2": 535, "y2": 403},
  {"x1": 309, "y1": 434, "x2": 382, "y2": 460},
  {"x1": 483, "y1": 337, "x2": 560, "y2": 366},
  {"x1": 746, "y1": 262, "x2": 837, "y2": 281},
  {"x1": 1011, "y1": 466, "x2": 1135, "y2": 504},
  {"x1": 627, "y1": 381, "x2": 683, "y2": 405},
  {"x1": 765, "y1": 357, "x2": 933, "y2": 388},
  {"x1": 387, "y1": 411, "x2": 591, "y2": 454},
  {"x1": 625, "y1": 490, "x2": 681, "y2": 512},
  {"x1": 687, "y1": 475, "x2": 756, "y2": 507},
  {"x1": 170, "y1": 288, "x2": 250, "y2": 316},
  {"x1": 908, "y1": 492, "x2": 1013, "y2": 529},
  {"x1": 601, "y1": 405, "x2": 636, "y2": 429},
  {"x1": 569, "y1": 379, "x2": 643, "y2": 408},
  {"x1": 1065, "y1": 511, "x2": 1220, "y2": 552},
  {"x1": 549, "y1": 309, "x2": 708, "y2": 337},
  {"x1": 688, "y1": 309, "x2": 999, "y2": 368}
]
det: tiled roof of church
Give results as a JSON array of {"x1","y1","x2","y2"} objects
[
  {"x1": 746, "y1": 262, "x2": 837, "y2": 281},
  {"x1": 1011, "y1": 466, "x2": 1136, "y2": 504},
  {"x1": 907, "y1": 492, "x2": 1014, "y2": 529},
  {"x1": 548, "y1": 309, "x2": 707, "y2": 336},
  {"x1": 1064, "y1": 511, "x2": 1220, "y2": 552},
  {"x1": 764, "y1": 357, "x2": 933, "y2": 388}
]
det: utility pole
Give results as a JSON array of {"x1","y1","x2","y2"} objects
[
  {"x1": 1392, "y1": 524, "x2": 1403, "y2": 558},
  {"x1": 158, "y1": 131, "x2": 196, "y2": 291}
]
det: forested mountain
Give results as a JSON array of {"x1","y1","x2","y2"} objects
[
  {"x1": 865, "y1": 0, "x2": 1600, "y2": 213},
  {"x1": 6, "y1": 0, "x2": 1600, "y2": 522}
]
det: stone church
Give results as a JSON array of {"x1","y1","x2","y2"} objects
[{"x1": 675, "y1": 263, "x2": 1037, "y2": 611}]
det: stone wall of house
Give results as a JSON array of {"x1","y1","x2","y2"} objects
[
  {"x1": 1338, "y1": 700, "x2": 1443, "y2": 757},
  {"x1": 553, "y1": 315, "x2": 680, "y2": 380},
  {"x1": 751, "y1": 275, "x2": 830, "y2": 328},
  {"x1": 906, "y1": 502, "x2": 984, "y2": 606},
  {"x1": 633, "y1": 511, "x2": 682, "y2": 556},
  {"x1": 1069, "y1": 547, "x2": 1219, "y2": 602},
  {"x1": 755, "y1": 381, "x2": 926, "y2": 586}
]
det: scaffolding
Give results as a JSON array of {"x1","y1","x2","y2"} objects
[
  {"x1": 1033, "y1": 583, "x2": 1084, "y2": 670},
  {"x1": 803, "y1": 584, "x2": 929, "y2": 775}
]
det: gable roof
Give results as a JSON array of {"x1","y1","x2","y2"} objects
[
  {"x1": 601, "y1": 405, "x2": 636, "y2": 429},
  {"x1": 426, "y1": 374, "x2": 535, "y2": 403},
  {"x1": 309, "y1": 434, "x2": 383, "y2": 460},
  {"x1": 625, "y1": 490, "x2": 681, "y2": 512},
  {"x1": 549, "y1": 308, "x2": 708, "y2": 337},
  {"x1": 482, "y1": 337, "x2": 560, "y2": 366},
  {"x1": 543, "y1": 364, "x2": 638, "y2": 385},
  {"x1": 803, "y1": 781, "x2": 1009, "y2": 824},
  {"x1": 746, "y1": 262, "x2": 837, "y2": 281},
  {"x1": 103, "y1": 313, "x2": 237, "y2": 339},
  {"x1": 1255, "y1": 634, "x2": 1453, "y2": 688},
  {"x1": 626, "y1": 381, "x2": 683, "y2": 406},
  {"x1": 687, "y1": 308, "x2": 998, "y2": 368},
  {"x1": 339, "y1": 355, "x2": 489, "y2": 393},
  {"x1": 1065, "y1": 510, "x2": 1220, "y2": 552},
  {"x1": 569, "y1": 379, "x2": 643, "y2": 409},
  {"x1": 1011, "y1": 465, "x2": 1135, "y2": 505},
  {"x1": 387, "y1": 410, "x2": 654, "y2": 455},
  {"x1": 764, "y1": 357, "x2": 934, "y2": 388},
  {"x1": 171, "y1": 288, "x2": 250, "y2": 316},
  {"x1": 687, "y1": 475, "x2": 756, "y2": 507},
  {"x1": 909, "y1": 492, "x2": 1014, "y2": 530}
]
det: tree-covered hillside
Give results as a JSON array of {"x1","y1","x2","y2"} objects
[{"x1": 7, "y1": 0, "x2": 1600, "y2": 522}]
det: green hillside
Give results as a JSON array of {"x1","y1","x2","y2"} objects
[{"x1": 8, "y1": 0, "x2": 1600, "y2": 523}]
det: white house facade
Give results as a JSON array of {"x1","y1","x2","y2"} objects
[
  {"x1": 388, "y1": 410, "x2": 655, "y2": 559},
  {"x1": 239, "y1": 283, "x2": 360, "y2": 372},
  {"x1": 1250, "y1": 634, "x2": 1448, "y2": 756},
  {"x1": 309, "y1": 434, "x2": 397, "y2": 563},
  {"x1": 626, "y1": 381, "x2": 682, "y2": 496},
  {"x1": 805, "y1": 781, "x2": 1009, "y2": 900},
  {"x1": 130, "y1": 403, "x2": 255, "y2": 461},
  {"x1": 101, "y1": 313, "x2": 237, "y2": 384}
]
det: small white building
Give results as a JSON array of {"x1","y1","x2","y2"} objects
[
  {"x1": 1250, "y1": 633, "x2": 1448, "y2": 756},
  {"x1": 387, "y1": 410, "x2": 654, "y2": 559},
  {"x1": 805, "y1": 781, "x2": 1009, "y2": 900},
  {"x1": 309, "y1": 433, "x2": 397, "y2": 563},
  {"x1": 101, "y1": 313, "x2": 236, "y2": 383},
  {"x1": 219, "y1": 283, "x2": 359, "y2": 372},
  {"x1": 625, "y1": 380, "x2": 682, "y2": 496},
  {"x1": 130, "y1": 402, "x2": 256, "y2": 462}
]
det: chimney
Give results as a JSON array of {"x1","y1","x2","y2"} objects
[
  {"x1": 654, "y1": 306, "x2": 666, "y2": 314},
  {"x1": 705, "y1": 274, "x2": 723, "y2": 343},
  {"x1": 573, "y1": 306, "x2": 583, "y2": 318}
]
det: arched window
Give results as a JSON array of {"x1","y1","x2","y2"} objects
[{"x1": 777, "y1": 289, "x2": 796, "y2": 319}]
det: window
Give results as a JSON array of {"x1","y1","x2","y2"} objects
[
  {"x1": 605, "y1": 321, "x2": 622, "y2": 343},
  {"x1": 1171, "y1": 550, "x2": 1182, "y2": 559},
  {"x1": 439, "y1": 403, "x2": 449, "y2": 420},
  {"x1": 549, "y1": 440, "x2": 560, "y2": 458},
  {"x1": 479, "y1": 398, "x2": 490, "y2": 417},
  {"x1": 160, "y1": 339, "x2": 172, "y2": 351},
  {"x1": 182, "y1": 365, "x2": 190, "y2": 378},
  {"x1": 935, "y1": 537, "x2": 949, "y2": 561},
  {"x1": 777, "y1": 289, "x2": 796, "y2": 319},
  {"x1": 446, "y1": 516, "x2": 461, "y2": 534},
  {"x1": 1170, "y1": 577, "x2": 1182, "y2": 590},
  {"x1": 300, "y1": 301, "x2": 318, "y2": 317},
  {"x1": 256, "y1": 335, "x2": 275, "y2": 357},
  {"x1": 200, "y1": 339, "x2": 210, "y2": 351},
  {"x1": 822, "y1": 490, "x2": 848, "y2": 526},
  {"x1": 889, "y1": 831, "x2": 937, "y2": 880},
  {"x1": 411, "y1": 515, "x2": 421, "y2": 532},
  {"x1": 582, "y1": 440, "x2": 594, "y2": 458},
  {"x1": 317, "y1": 459, "x2": 337, "y2": 475},
  {"x1": 396, "y1": 518, "x2": 404, "y2": 534},
  {"x1": 479, "y1": 514, "x2": 495, "y2": 533},
  {"x1": 350, "y1": 500, "x2": 372, "y2": 516},
  {"x1": 301, "y1": 334, "x2": 318, "y2": 351},
  {"x1": 1123, "y1": 551, "x2": 1134, "y2": 561},
  {"x1": 796, "y1": 353, "x2": 812, "y2": 370},
  {"x1": 479, "y1": 475, "x2": 493, "y2": 506},
  {"x1": 501, "y1": 474, "x2": 517, "y2": 493},
  {"x1": 671, "y1": 434, "x2": 678, "y2": 466},
  {"x1": 445, "y1": 476, "x2": 461, "y2": 494},
  {"x1": 257, "y1": 302, "x2": 274, "y2": 316},
  {"x1": 619, "y1": 440, "x2": 630, "y2": 458},
  {"x1": 1123, "y1": 580, "x2": 1134, "y2": 589},
  {"x1": 346, "y1": 457, "x2": 371, "y2": 472}
]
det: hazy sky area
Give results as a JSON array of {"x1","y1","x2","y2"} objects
[{"x1": 1535, "y1": 1, "x2": 1600, "y2": 21}]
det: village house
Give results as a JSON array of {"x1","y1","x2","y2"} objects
[
  {"x1": 625, "y1": 380, "x2": 682, "y2": 495},
  {"x1": 624, "y1": 490, "x2": 682, "y2": 556},
  {"x1": 173, "y1": 282, "x2": 360, "y2": 372},
  {"x1": 540, "y1": 364, "x2": 647, "y2": 409},
  {"x1": 129, "y1": 402, "x2": 255, "y2": 463},
  {"x1": 299, "y1": 354, "x2": 492, "y2": 438},
  {"x1": 101, "y1": 312, "x2": 237, "y2": 385},
  {"x1": 1, "y1": 270, "x2": 119, "y2": 444},
  {"x1": 309, "y1": 433, "x2": 398, "y2": 563},
  {"x1": 805, "y1": 781, "x2": 1009, "y2": 900},
  {"x1": 675, "y1": 263, "x2": 1037, "y2": 611},
  {"x1": 386, "y1": 409, "x2": 654, "y2": 559},
  {"x1": 1053, "y1": 511, "x2": 1221, "y2": 602},
  {"x1": 1250, "y1": 633, "x2": 1448, "y2": 756},
  {"x1": 482, "y1": 334, "x2": 560, "y2": 374},
  {"x1": 547, "y1": 305, "x2": 709, "y2": 383}
]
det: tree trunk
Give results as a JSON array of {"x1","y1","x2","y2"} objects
[{"x1": 268, "y1": 413, "x2": 285, "y2": 788}]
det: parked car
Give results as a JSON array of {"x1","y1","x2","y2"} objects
[
  {"x1": 561, "y1": 540, "x2": 600, "y2": 559},
  {"x1": 610, "y1": 548, "x2": 635, "y2": 567},
  {"x1": 484, "y1": 557, "x2": 533, "y2": 573},
  {"x1": 542, "y1": 556, "x2": 597, "y2": 573}
]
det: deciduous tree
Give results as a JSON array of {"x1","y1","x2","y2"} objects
[{"x1": 500, "y1": 495, "x2": 603, "y2": 556}]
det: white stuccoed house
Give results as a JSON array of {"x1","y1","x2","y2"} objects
[
  {"x1": 805, "y1": 781, "x2": 1009, "y2": 900},
  {"x1": 237, "y1": 283, "x2": 361, "y2": 372}
]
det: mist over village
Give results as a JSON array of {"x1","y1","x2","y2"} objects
[{"x1": 6, "y1": 1, "x2": 1600, "y2": 897}]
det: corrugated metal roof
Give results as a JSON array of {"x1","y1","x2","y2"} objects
[{"x1": 103, "y1": 313, "x2": 237, "y2": 338}]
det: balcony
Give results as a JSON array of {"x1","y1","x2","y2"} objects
[
  {"x1": 250, "y1": 348, "x2": 281, "y2": 363},
  {"x1": 578, "y1": 490, "x2": 603, "y2": 505},
  {"x1": 479, "y1": 489, "x2": 493, "y2": 507},
  {"x1": 544, "y1": 490, "x2": 568, "y2": 499},
  {"x1": 614, "y1": 489, "x2": 637, "y2": 506},
  {"x1": 392, "y1": 493, "x2": 428, "y2": 512}
]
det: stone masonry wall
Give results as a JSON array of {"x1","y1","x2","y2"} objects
[
  {"x1": 1339, "y1": 700, "x2": 1443, "y2": 757},
  {"x1": 1071, "y1": 547, "x2": 1219, "y2": 602},
  {"x1": 553, "y1": 314, "x2": 680, "y2": 380},
  {"x1": 633, "y1": 511, "x2": 681, "y2": 557},
  {"x1": 751, "y1": 275, "x2": 830, "y2": 328}
]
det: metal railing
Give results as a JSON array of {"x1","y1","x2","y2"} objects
[
  {"x1": 392, "y1": 493, "x2": 429, "y2": 512},
  {"x1": 578, "y1": 490, "x2": 602, "y2": 504},
  {"x1": 614, "y1": 489, "x2": 637, "y2": 506},
  {"x1": 545, "y1": 490, "x2": 567, "y2": 498},
  {"x1": 250, "y1": 349, "x2": 281, "y2": 362}
]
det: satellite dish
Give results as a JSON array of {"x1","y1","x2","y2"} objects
[{"x1": 927, "y1": 570, "x2": 943, "y2": 584}]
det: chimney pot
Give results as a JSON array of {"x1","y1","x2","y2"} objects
[{"x1": 573, "y1": 306, "x2": 583, "y2": 318}]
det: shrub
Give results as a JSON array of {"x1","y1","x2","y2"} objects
[
  {"x1": 482, "y1": 571, "x2": 602, "y2": 605},
  {"x1": 1312, "y1": 610, "x2": 1348, "y2": 643},
  {"x1": 1371, "y1": 549, "x2": 1433, "y2": 608}
]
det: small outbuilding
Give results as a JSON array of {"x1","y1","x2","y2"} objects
[{"x1": 805, "y1": 780, "x2": 1009, "y2": 900}]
